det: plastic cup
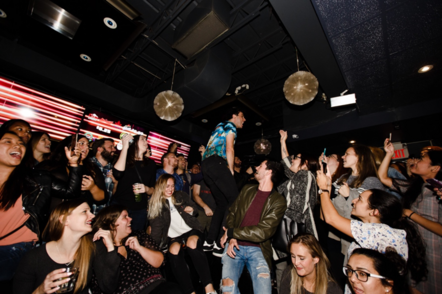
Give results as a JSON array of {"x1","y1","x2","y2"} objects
[
  {"x1": 134, "y1": 183, "x2": 142, "y2": 202},
  {"x1": 56, "y1": 267, "x2": 78, "y2": 293}
]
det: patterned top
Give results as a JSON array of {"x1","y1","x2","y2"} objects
[
  {"x1": 344, "y1": 220, "x2": 408, "y2": 294},
  {"x1": 90, "y1": 230, "x2": 165, "y2": 294},
  {"x1": 390, "y1": 179, "x2": 442, "y2": 294},
  {"x1": 202, "y1": 121, "x2": 237, "y2": 161},
  {"x1": 347, "y1": 220, "x2": 408, "y2": 259},
  {"x1": 90, "y1": 157, "x2": 114, "y2": 214}
]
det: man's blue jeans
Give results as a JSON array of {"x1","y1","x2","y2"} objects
[
  {"x1": 0, "y1": 241, "x2": 34, "y2": 280},
  {"x1": 221, "y1": 244, "x2": 271, "y2": 294}
]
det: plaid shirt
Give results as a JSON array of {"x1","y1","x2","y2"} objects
[
  {"x1": 90, "y1": 157, "x2": 114, "y2": 214},
  {"x1": 393, "y1": 179, "x2": 442, "y2": 293}
]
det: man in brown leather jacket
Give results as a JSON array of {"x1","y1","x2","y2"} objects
[{"x1": 220, "y1": 159, "x2": 286, "y2": 294}]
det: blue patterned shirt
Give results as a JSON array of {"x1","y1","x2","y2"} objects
[{"x1": 202, "y1": 121, "x2": 237, "y2": 161}]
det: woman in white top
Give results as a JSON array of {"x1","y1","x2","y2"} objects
[
  {"x1": 316, "y1": 168, "x2": 427, "y2": 292},
  {"x1": 149, "y1": 174, "x2": 216, "y2": 294}
]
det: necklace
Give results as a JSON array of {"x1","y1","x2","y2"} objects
[{"x1": 56, "y1": 242, "x2": 74, "y2": 266}]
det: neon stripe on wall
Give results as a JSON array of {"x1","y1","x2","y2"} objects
[
  {"x1": 0, "y1": 77, "x2": 84, "y2": 140},
  {"x1": 147, "y1": 132, "x2": 190, "y2": 164}
]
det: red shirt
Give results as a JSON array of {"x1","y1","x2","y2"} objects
[{"x1": 237, "y1": 189, "x2": 271, "y2": 247}]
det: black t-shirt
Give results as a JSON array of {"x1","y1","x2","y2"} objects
[
  {"x1": 112, "y1": 160, "x2": 157, "y2": 210},
  {"x1": 14, "y1": 240, "x2": 121, "y2": 294}
]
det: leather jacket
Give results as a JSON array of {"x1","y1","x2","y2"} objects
[
  {"x1": 22, "y1": 166, "x2": 82, "y2": 239},
  {"x1": 149, "y1": 191, "x2": 202, "y2": 249},
  {"x1": 226, "y1": 184, "x2": 287, "y2": 268}
]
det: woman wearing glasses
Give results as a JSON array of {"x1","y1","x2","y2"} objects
[
  {"x1": 345, "y1": 248, "x2": 411, "y2": 294},
  {"x1": 317, "y1": 167, "x2": 427, "y2": 293},
  {"x1": 379, "y1": 141, "x2": 442, "y2": 294},
  {"x1": 279, "y1": 234, "x2": 341, "y2": 294}
]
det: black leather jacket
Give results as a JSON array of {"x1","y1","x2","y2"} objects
[
  {"x1": 149, "y1": 191, "x2": 202, "y2": 249},
  {"x1": 22, "y1": 166, "x2": 82, "y2": 239},
  {"x1": 226, "y1": 184, "x2": 287, "y2": 268}
]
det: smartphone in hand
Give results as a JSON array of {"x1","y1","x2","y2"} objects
[{"x1": 426, "y1": 178, "x2": 442, "y2": 189}]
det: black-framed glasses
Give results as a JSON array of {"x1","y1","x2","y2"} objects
[
  {"x1": 343, "y1": 267, "x2": 386, "y2": 282},
  {"x1": 290, "y1": 155, "x2": 301, "y2": 159}
]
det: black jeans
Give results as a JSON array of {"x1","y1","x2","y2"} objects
[
  {"x1": 201, "y1": 155, "x2": 239, "y2": 245},
  {"x1": 168, "y1": 232, "x2": 212, "y2": 294}
]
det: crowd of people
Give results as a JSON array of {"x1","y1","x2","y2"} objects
[{"x1": 0, "y1": 107, "x2": 441, "y2": 294}]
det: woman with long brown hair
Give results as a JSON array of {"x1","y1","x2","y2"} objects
[
  {"x1": 14, "y1": 199, "x2": 120, "y2": 294},
  {"x1": 280, "y1": 233, "x2": 340, "y2": 294},
  {"x1": 112, "y1": 134, "x2": 156, "y2": 231},
  {"x1": 90, "y1": 204, "x2": 182, "y2": 294}
]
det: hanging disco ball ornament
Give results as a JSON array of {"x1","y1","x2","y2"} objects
[
  {"x1": 283, "y1": 71, "x2": 319, "y2": 105},
  {"x1": 153, "y1": 90, "x2": 184, "y2": 121},
  {"x1": 153, "y1": 59, "x2": 185, "y2": 121},
  {"x1": 254, "y1": 137, "x2": 272, "y2": 155},
  {"x1": 283, "y1": 48, "x2": 319, "y2": 106}
]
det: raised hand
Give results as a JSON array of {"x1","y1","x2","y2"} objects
[
  {"x1": 279, "y1": 130, "x2": 288, "y2": 142},
  {"x1": 93, "y1": 228, "x2": 115, "y2": 252},
  {"x1": 384, "y1": 138, "x2": 394, "y2": 154},
  {"x1": 125, "y1": 236, "x2": 141, "y2": 252}
]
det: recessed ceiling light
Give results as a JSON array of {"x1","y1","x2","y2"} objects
[
  {"x1": 80, "y1": 54, "x2": 92, "y2": 62},
  {"x1": 256, "y1": 122, "x2": 262, "y2": 126},
  {"x1": 201, "y1": 119, "x2": 208, "y2": 123},
  {"x1": 292, "y1": 134, "x2": 299, "y2": 139},
  {"x1": 418, "y1": 65, "x2": 433, "y2": 73},
  {"x1": 0, "y1": 9, "x2": 7, "y2": 18},
  {"x1": 349, "y1": 140, "x2": 356, "y2": 143},
  {"x1": 103, "y1": 17, "x2": 117, "y2": 29}
]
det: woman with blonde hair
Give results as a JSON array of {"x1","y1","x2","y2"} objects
[
  {"x1": 149, "y1": 174, "x2": 216, "y2": 294},
  {"x1": 14, "y1": 199, "x2": 120, "y2": 293},
  {"x1": 280, "y1": 233, "x2": 340, "y2": 294}
]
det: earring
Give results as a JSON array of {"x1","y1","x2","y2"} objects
[{"x1": 385, "y1": 289, "x2": 390, "y2": 293}]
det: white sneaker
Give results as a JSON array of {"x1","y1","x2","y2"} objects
[
  {"x1": 203, "y1": 241, "x2": 214, "y2": 252},
  {"x1": 212, "y1": 243, "x2": 223, "y2": 257}
]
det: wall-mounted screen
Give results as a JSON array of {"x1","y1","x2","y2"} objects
[{"x1": 0, "y1": 77, "x2": 84, "y2": 140}]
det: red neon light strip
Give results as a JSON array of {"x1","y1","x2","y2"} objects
[{"x1": 0, "y1": 78, "x2": 84, "y2": 111}]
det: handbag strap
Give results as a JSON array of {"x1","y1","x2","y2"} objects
[
  {"x1": 133, "y1": 164, "x2": 143, "y2": 183},
  {"x1": 0, "y1": 222, "x2": 26, "y2": 241}
]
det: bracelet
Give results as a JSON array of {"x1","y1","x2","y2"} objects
[{"x1": 408, "y1": 212, "x2": 415, "y2": 220}]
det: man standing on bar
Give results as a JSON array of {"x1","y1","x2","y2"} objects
[{"x1": 201, "y1": 107, "x2": 246, "y2": 257}]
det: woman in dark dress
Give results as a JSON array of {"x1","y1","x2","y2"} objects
[
  {"x1": 112, "y1": 134, "x2": 156, "y2": 231},
  {"x1": 90, "y1": 205, "x2": 182, "y2": 294}
]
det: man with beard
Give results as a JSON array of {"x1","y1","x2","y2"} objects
[
  {"x1": 156, "y1": 152, "x2": 184, "y2": 191},
  {"x1": 89, "y1": 138, "x2": 117, "y2": 213},
  {"x1": 233, "y1": 156, "x2": 255, "y2": 191}
]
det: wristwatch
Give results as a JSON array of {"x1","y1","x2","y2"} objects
[{"x1": 318, "y1": 189, "x2": 330, "y2": 194}]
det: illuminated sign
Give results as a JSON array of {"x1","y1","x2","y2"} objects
[
  {"x1": 79, "y1": 110, "x2": 146, "y2": 145},
  {"x1": 391, "y1": 142, "x2": 409, "y2": 160}
]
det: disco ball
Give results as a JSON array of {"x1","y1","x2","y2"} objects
[
  {"x1": 283, "y1": 71, "x2": 319, "y2": 105},
  {"x1": 153, "y1": 90, "x2": 184, "y2": 121},
  {"x1": 254, "y1": 138, "x2": 272, "y2": 155}
]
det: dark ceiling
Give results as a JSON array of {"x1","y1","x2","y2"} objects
[{"x1": 0, "y1": 0, "x2": 441, "y2": 158}]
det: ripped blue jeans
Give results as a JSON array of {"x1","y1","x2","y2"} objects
[
  {"x1": 0, "y1": 241, "x2": 34, "y2": 281},
  {"x1": 221, "y1": 244, "x2": 271, "y2": 294}
]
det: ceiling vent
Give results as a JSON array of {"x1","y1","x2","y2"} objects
[
  {"x1": 28, "y1": 0, "x2": 81, "y2": 39},
  {"x1": 172, "y1": 0, "x2": 230, "y2": 59}
]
